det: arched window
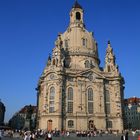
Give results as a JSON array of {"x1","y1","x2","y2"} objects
[
  {"x1": 88, "y1": 88, "x2": 93, "y2": 101},
  {"x1": 87, "y1": 88, "x2": 94, "y2": 114},
  {"x1": 68, "y1": 87, "x2": 73, "y2": 100},
  {"x1": 50, "y1": 87, "x2": 55, "y2": 100},
  {"x1": 68, "y1": 120, "x2": 74, "y2": 128},
  {"x1": 67, "y1": 87, "x2": 73, "y2": 113},
  {"x1": 49, "y1": 87, "x2": 55, "y2": 113},
  {"x1": 85, "y1": 60, "x2": 90, "y2": 68},
  {"x1": 76, "y1": 12, "x2": 81, "y2": 20}
]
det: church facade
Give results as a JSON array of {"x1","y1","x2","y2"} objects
[{"x1": 36, "y1": 1, "x2": 125, "y2": 132}]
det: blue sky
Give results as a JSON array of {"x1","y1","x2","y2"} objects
[{"x1": 0, "y1": 0, "x2": 140, "y2": 122}]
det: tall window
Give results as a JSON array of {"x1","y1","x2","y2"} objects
[
  {"x1": 85, "y1": 60, "x2": 90, "y2": 68},
  {"x1": 107, "y1": 120, "x2": 112, "y2": 128},
  {"x1": 68, "y1": 87, "x2": 73, "y2": 100},
  {"x1": 82, "y1": 38, "x2": 87, "y2": 47},
  {"x1": 88, "y1": 88, "x2": 94, "y2": 114},
  {"x1": 88, "y1": 88, "x2": 93, "y2": 101},
  {"x1": 83, "y1": 39, "x2": 86, "y2": 46},
  {"x1": 49, "y1": 87, "x2": 55, "y2": 113},
  {"x1": 50, "y1": 87, "x2": 55, "y2": 100},
  {"x1": 65, "y1": 40, "x2": 68, "y2": 48},
  {"x1": 105, "y1": 90, "x2": 110, "y2": 114},
  {"x1": 105, "y1": 90, "x2": 110, "y2": 102},
  {"x1": 106, "y1": 104, "x2": 110, "y2": 114},
  {"x1": 68, "y1": 120, "x2": 74, "y2": 128},
  {"x1": 67, "y1": 87, "x2": 73, "y2": 113}
]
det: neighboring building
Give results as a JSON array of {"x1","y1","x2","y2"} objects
[
  {"x1": 9, "y1": 105, "x2": 37, "y2": 130},
  {"x1": 37, "y1": 1, "x2": 125, "y2": 131},
  {"x1": 0, "y1": 100, "x2": 6, "y2": 125},
  {"x1": 124, "y1": 97, "x2": 140, "y2": 130}
]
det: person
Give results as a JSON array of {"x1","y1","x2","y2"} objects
[
  {"x1": 121, "y1": 134, "x2": 125, "y2": 140},
  {"x1": 45, "y1": 132, "x2": 52, "y2": 140},
  {"x1": 24, "y1": 132, "x2": 30, "y2": 140},
  {"x1": 47, "y1": 132, "x2": 52, "y2": 140},
  {"x1": 138, "y1": 135, "x2": 140, "y2": 140},
  {"x1": 66, "y1": 131, "x2": 70, "y2": 137},
  {"x1": 0, "y1": 130, "x2": 2, "y2": 140},
  {"x1": 30, "y1": 132, "x2": 36, "y2": 140},
  {"x1": 125, "y1": 132, "x2": 128, "y2": 140},
  {"x1": 45, "y1": 133, "x2": 48, "y2": 140}
]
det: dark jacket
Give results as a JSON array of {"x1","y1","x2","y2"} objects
[
  {"x1": 121, "y1": 135, "x2": 125, "y2": 140},
  {"x1": 125, "y1": 132, "x2": 128, "y2": 140}
]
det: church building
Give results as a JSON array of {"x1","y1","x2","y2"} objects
[{"x1": 36, "y1": 1, "x2": 125, "y2": 132}]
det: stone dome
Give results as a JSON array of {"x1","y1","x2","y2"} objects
[
  {"x1": 52, "y1": 1, "x2": 100, "y2": 70},
  {"x1": 61, "y1": 27, "x2": 98, "y2": 57}
]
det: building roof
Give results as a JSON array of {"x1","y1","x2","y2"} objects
[
  {"x1": 124, "y1": 97, "x2": 140, "y2": 105},
  {"x1": 19, "y1": 105, "x2": 37, "y2": 114},
  {"x1": 72, "y1": 0, "x2": 82, "y2": 9}
]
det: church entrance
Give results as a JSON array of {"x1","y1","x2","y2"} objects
[
  {"x1": 89, "y1": 120, "x2": 94, "y2": 130},
  {"x1": 47, "y1": 120, "x2": 52, "y2": 131}
]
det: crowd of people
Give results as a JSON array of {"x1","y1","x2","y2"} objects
[{"x1": 0, "y1": 128, "x2": 139, "y2": 140}]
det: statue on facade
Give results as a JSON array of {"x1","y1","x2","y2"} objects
[{"x1": 55, "y1": 34, "x2": 63, "y2": 48}]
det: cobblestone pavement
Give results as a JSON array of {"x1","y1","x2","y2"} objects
[{"x1": 1, "y1": 135, "x2": 138, "y2": 140}]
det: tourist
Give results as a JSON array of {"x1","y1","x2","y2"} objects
[
  {"x1": 45, "y1": 132, "x2": 52, "y2": 140},
  {"x1": 121, "y1": 131, "x2": 129, "y2": 140},
  {"x1": 66, "y1": 131, "x2": 70, "y2": 137},
  {"x1": 121, "y1": 134, "x2": 125, "y2": 140},
  {"x1": 24, "y1": 132, "x2": 30, "y2": 140},
  {"x1": 125, "y1": 132, "x2": 128, "y2": 140},
  {"x1": 30, "y1": 132, "x2": 36, "y2": 140}
]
